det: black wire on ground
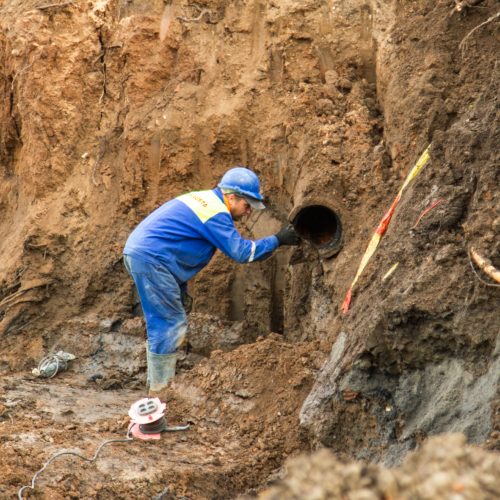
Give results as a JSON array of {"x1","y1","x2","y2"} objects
[{"x1": 18, "y1": 425, "x2": 135, "y2": 499}]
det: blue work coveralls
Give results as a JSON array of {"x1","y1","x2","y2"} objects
[{"x1": 124, "y1": 188, "x2": 279, "y2": 355}]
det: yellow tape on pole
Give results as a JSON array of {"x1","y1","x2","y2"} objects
[{"x1": 341, "y1": 145, "x2": 431, "y2": 313}]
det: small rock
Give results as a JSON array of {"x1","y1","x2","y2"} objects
[
  {"x1": 353, "y1": 357, "x2": 372, "y2": 371},
  {"x1": 316, "y1": 98, "x2": 335, "y2": 116},
  {"x1": 364, "y1": 97, "x2": 377, "y2": 110},
  {"x1": 484, "y1": 231, "x2": 495, "y2": 243},
  {"x1": 99, "y1": 318, "x2": 114, "y2": 332},
  {"x1": 434, "y1": 244, "x2": 455, "y2": 263},
  {"x1": 99, "y1": 421, "x2": 110, "y2": 432},
  {"x1": 324, "y1": 70, "x2": 339, "y2": 86},
  {"x1": 235, "y1": 389, "x2": 253, "y2": 399},
  {"x1": 337, "y1": 77, "x2": 352, "y2": 91},
  {"x1": 444, "y1": 98, "x2": 456, "y2": 114},
  {"x1": 101, "y1": 378, "x2": 122, "y2": 390}
]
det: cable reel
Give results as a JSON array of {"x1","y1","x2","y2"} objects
[{"x1": 128, "y1": 398, "x2": 189, "y2": 440}]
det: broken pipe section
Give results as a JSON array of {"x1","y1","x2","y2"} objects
[{"x1": 289, "y1": 198, "x2": 343, "y2": 259}]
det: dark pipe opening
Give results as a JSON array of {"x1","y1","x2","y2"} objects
[{"x1": 292, "y1": 205, "x2": 342, "y2": 257}]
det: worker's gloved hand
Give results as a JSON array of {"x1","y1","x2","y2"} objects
[
  {"x1": 275, "y1": 223, "x2": 301, "y2": 246},
  {"x1": 181, "y1": 291, "x2": 193, "y2": 314}
]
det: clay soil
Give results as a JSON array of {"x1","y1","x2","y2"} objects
[
  {"x1": 1, "y1": 0, "x2": 499, "y2": 499},
  {"x1": 2, "y1": 335, "x2": 326, "y2": 498}
]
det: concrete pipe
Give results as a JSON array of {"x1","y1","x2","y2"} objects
[{"x1": 289, "y1": 199, "x2": 343, "y2": 258}]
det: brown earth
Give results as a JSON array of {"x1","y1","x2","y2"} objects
[
  {"x1": 1, "y1": 335, "x2": 325, "y2": 498},
  {"x1": 259, "y1": 433, "x2": 500, "y2": 499},
  {"x1": 0, "y1": 0, "x2": 499, "y2": 498}
]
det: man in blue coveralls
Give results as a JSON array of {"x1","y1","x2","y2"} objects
[{"x1": 123, "y1": 166, "x2": 300, "y2": 397}]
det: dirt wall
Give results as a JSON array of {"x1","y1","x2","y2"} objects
[
  {"x1": 0, "y1": 0, "x2": 392, "y2": 360},
  {"x1": 299, "y1": 0, "x2": 500, "y2": 464}
]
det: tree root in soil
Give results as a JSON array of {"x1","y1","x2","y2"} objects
[
  {"x1": 469, "y1": 247, "x2": 500, "y2": 286},
  {"x1": 36, "y1": 1, "x2": 75, "y2": 12},
  {"x1": 451, "y1": 0, "x2": 485, "y2": 15},
  {"x1": 459, "y1": 11, "x2": 500, "y2": 50},
  {"x1": 0, "y1": 278, "x2": 52, "y2": 309}
]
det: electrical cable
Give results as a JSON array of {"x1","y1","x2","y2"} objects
[
  {"x1": 17, "y1": 425, "x2": 135, "y2": 499},
  {"x1": 33, "y1": 352, "x2": 76, "y2": 378},
  {"x1": 37, "y1": 354, "x2": 63, "y2": 378}
]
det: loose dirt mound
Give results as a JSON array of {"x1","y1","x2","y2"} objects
[{"x1": 260, "y1": 434, "x2": 500, "y2": 499}]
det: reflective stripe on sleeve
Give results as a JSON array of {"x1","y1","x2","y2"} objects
[
  {"x1": 177, "y1": 190, "x2": 229, "y2": 223},
  {"x1": 248, "y1": 241, "x2": 256, "y2": 262}
]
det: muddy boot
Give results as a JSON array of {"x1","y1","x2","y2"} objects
[{"x1": 147, "y1": 350, "x2": 177, "y2": 402}]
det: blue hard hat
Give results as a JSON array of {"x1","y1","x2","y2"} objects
[{"x1": 218, "y1": 166, "x2": 265, "y2": 209}]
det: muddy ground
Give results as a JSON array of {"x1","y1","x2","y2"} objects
[{"x1": 0, "y1": 0, "x2": 499, "y2": 498}]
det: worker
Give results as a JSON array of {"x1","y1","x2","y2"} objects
[{"x1": 123, "y1": 166, "x2": 300, "y2": 398}]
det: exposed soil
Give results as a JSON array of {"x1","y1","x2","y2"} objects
[
  {"x1": 1, "y1": 336, "x2": 324, "y2": 498},
  {"x1": 0, "y1": 0, "x2": 498, "y2": 498}
]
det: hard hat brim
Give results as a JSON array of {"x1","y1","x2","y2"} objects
[{"x1": 242, "y1": 195, "x2": 265, "y2": 210}]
